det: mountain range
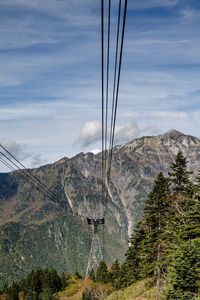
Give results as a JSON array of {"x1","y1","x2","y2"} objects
[{"x1": 0, "y1": 129, "x2": 200, "y2": 286}]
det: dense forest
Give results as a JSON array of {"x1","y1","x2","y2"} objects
[
  {"x1": 111, "y1": 151, "x2": 200, "y2": 299},
  {"x1": 1, "y1": 151, "x2": 200, "y2": 299},
  {"x1": 0, "y1": 268, "x2": 66, "y2": 299}
]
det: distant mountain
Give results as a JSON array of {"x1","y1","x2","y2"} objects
[{"x1": 0, "y1": 129, "x2": 200, "y2": 286}]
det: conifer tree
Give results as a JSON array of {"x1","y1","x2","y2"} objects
[
  {"x1": 169, "y1": 151, "x2": 192, "y2": 195},
  {"x1": 123, "y1": 222, "x2": 146, "y2": 284},
  {"x1": 181, "y1": 194, "x2": 200, "y2": 240},
  {"x1": 143, "y1": 172, "x2": 170, "y2": 231},
  {"x1": 89, "y1": 269, "x2": 96, "y2": 282},
  {"x1": 114, "y1": 261, "x2": 132, "y2": 289},
  {"x1": 139, "y1": 173, "x2": 171, "y2": 280},
  {"x1": 96, "y1": 261, "x2": 108, "y2": 283},
  {"x1": 167, "y1": 239, "x2": 200, "y2": 300},
  {"x1": 109, "y1": 260, "x2": 121, "y2": 288},
  {"x1": 123, "y1": 173, "x2": 171, "y2": 285},
  {"x1": 6, "y1": 282, "x2": 20, "y2": 300}
]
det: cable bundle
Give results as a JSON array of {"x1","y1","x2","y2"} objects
[
  {"x1": 0, "y1": 144, "x2": 67, "y2": 210},
  {"x1": 100, "y1": 0, "x2": 128, "y2": 217}
]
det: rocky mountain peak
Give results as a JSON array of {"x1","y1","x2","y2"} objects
[
  {"x1": 161, "y1": 129, "x2": 185, "y2": 138},
  {"x1": 1, "y1": 130, "x2": 200, "y2": 286},
  {"x1": 159, "y1": 129, "x2": 199, "y2": 142}
]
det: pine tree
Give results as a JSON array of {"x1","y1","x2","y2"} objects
[
  {"x1": 143, "y1": 172, "x2": 170, "y2": 231},
  {"x1": 123, "y1": 173, "x2": 171, "y2": 286},
  {"x1": 114, "y1": 261, "x2": 131, "y2": 289},
  {"x1": 89, "y1": 269, "x2": 96, "y2": 282},
  {"x1": 139, "y1": 173, "x2": 171, "y2": 280},
  {"x1": 109, "y1": 260, "x2": 120, "y2": 287},
  {"x1": 123, "y1": 222, "x2": 146, "y2": 284},
  {"x1": 181, "y1": 196, "x2": 200, "y2": 240},
  {"x1": 167, "y1": 239, "x2": 200, "y2": 299},
  {"x1": 61, "y1": 273, "x2": 67, "y2": 289},
  {"x1": 6, "y1": 283, "x2": 20, "y2": 300},
  {"x1": 169, "y1": 151, "x2": 192, "y2": 195},
  {"x1": 25, "y1": 289, "x2": 39, "y2": 300},
  {"x1": 96, "y1": 261, "x2": 109, "y2": 283}
]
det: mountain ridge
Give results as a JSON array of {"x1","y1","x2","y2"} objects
[{"x1": 1, "y1": 129, "x2": 200, "y2": 286}]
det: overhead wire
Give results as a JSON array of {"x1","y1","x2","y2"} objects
[
  {"x1": 101, "y1": 0, "x2": 106, "y2": 208},
  {"x1": 104, "y1": 0, "x2": 111, "y2": 175},
  {"x1": 0, "y1": 144, "x2": 60, "y2": 201},
  {"x1": 0, "y1": 146, "x2": 67, "y2": 210},
  {"x1": 107, "y1": 0, "x2": 122, "y2": 184},
  {"x1": 0, "y1": 156, "x2": 16, "y2": 173},
  {"x1": 102, "y1": 0, "x2": 128, "y2": 217},
  {"x1": 110, "y1": 0, "x2": 128, "y2": 154},
  {"x1": 0, "y1": 156, "x2": 34, "y2": 183}
]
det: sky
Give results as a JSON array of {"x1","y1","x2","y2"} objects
[{"x1": 0, "y1": 0, "x2": 200, "y2": 171}]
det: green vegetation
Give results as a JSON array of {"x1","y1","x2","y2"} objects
[
  {"x1": 96, "y1": 261, "x2": 109, "y2": 284},
  {"x1": 105, "y1": 279, "x2": 157, "y2": 300},
  {"x1": 0, "y1": 268, "x2": 66, "y2": 299},
  {"x1": 1, "y1": 151, "x2": 200, "y2": 299},
  {"x1": 111, "y1": 151, "x2": 200, "y2": 299}
]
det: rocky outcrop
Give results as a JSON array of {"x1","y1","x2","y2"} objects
[{"x1": 0, "y1": 129, "x2": 200, "y2": 285}]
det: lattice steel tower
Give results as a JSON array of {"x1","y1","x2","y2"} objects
[{"x1": 85, "y1": 218, "x2": 104, "y2": 277}]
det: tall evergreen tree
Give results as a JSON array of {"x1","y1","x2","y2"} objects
[
  {"x1": 109, "y1": 260, "x2": 121, "y2": 287},
  {"x1": 96, "y1": 261, "x2": 109, "y2": 283},
  {"x1": 167, "y1": 239, "x2": 200, "y2": 300},
  {"x1": 169, "y1": 151, "x2": 192, "y2": 195},
  {"x1": 115, "y1": 261, "x2": 132, "y2": 289},
  {"x1": 123, "y1": 222, "x2": 146, "y2": 285},
  {"x1": 139, "y1": 173, "x2": 171, "y2": 280},
  {"x1": 181, "y1": 196, "x2": 200, "y2": 240},
  {"x1": 124, "y1": 173, "x2": 171, "y2": 285},
  {"x1": 143, "y1": 172, "x2": 171, "y2": 231}
]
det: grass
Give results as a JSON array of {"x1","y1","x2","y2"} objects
[
  {"x1": 57, "y1": 277, "x2": 113, "y2": 300},
  {"x1": 105, "y1": 279, "x2": 158, "y2": 300},
  {"x1": 57, "y1": 277, "x2": 92, "y2": 300}
]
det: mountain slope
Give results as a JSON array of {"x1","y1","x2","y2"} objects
[{"x1": 1, "y1": 129, "x2": 200, "y2": 286}]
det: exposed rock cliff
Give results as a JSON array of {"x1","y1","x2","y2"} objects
[{"x1": 0, "y1": 130, "x2": 200, "y2": 286}]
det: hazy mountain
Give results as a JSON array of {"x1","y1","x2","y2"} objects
[{"x1": 0, "y1": 129, "x2": 200, "y2": 286}]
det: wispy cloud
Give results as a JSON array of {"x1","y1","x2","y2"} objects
[
  {"x1": 77, "y1": 121, "x2": 101, "y2": 147},
  {"x1": 0, "y1": 139, "x2": 45, "y2": 171},
  {"x1": 77, "y1": 120, "x2": 140, "y2": 148},
  {"x1": 0, "y1": 0, "x2": 200, "y2": 171},
  {"x1": 129, "y1": 0, "x2": 179, "y2": 10}
]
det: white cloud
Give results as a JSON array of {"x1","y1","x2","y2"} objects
[
  {"x1": 129, "y1": 0, "x2": 179, "y2": 10},
  {"x1": 0, "y1": 139, "x2": 28, "y2": 160},
  {"x1": 0, "y1": 139, "x2": 45, "y2": 172},
  {"x1": 77, "y1": 120, "x2": 140, "y2": 147},
  {"x1": 114, "y1": 121, "x2": 140, "y2": 144},
  {"x1": 0, "y1": 0, "x2": 200, "y2": 168},
  {"x1": 90, "y1": 148, "x2": 101, "y2": 154},
  {"x1": 78, "y1": 121, "x2": 102, "y2": 147}
]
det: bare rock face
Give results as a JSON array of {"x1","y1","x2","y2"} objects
[{"x1": 0, "y1": 130, "x2": 200, "y2": 285}]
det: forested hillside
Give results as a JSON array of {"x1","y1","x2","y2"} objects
[
  {"x1": 1, "y1": 151, "x2": 199, "y2": 299},
  {"x1": 2, "y1": 130, "x2": 200, "y2": 286},
  {"x1": 111, "y1": 151, "x2": 200, "y2": 299}
]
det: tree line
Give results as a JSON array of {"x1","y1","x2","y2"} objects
[
  {"x1": 0, "y1": 268, "x2": 66, "y2": 300},
  {"x1": 1, "y1": 151, "x2": 199, "y2": 299},
  {"x1": 108, "y1": 151, "x2": 200, "y2": 299}
]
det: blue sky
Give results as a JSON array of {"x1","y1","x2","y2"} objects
[{"x1": 0, "y1": 0, "x2": 200, "y2": 171}]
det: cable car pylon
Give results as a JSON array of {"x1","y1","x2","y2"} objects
[{"x1": 85, "y1": 218, "x2": 104, "y2": 277}]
